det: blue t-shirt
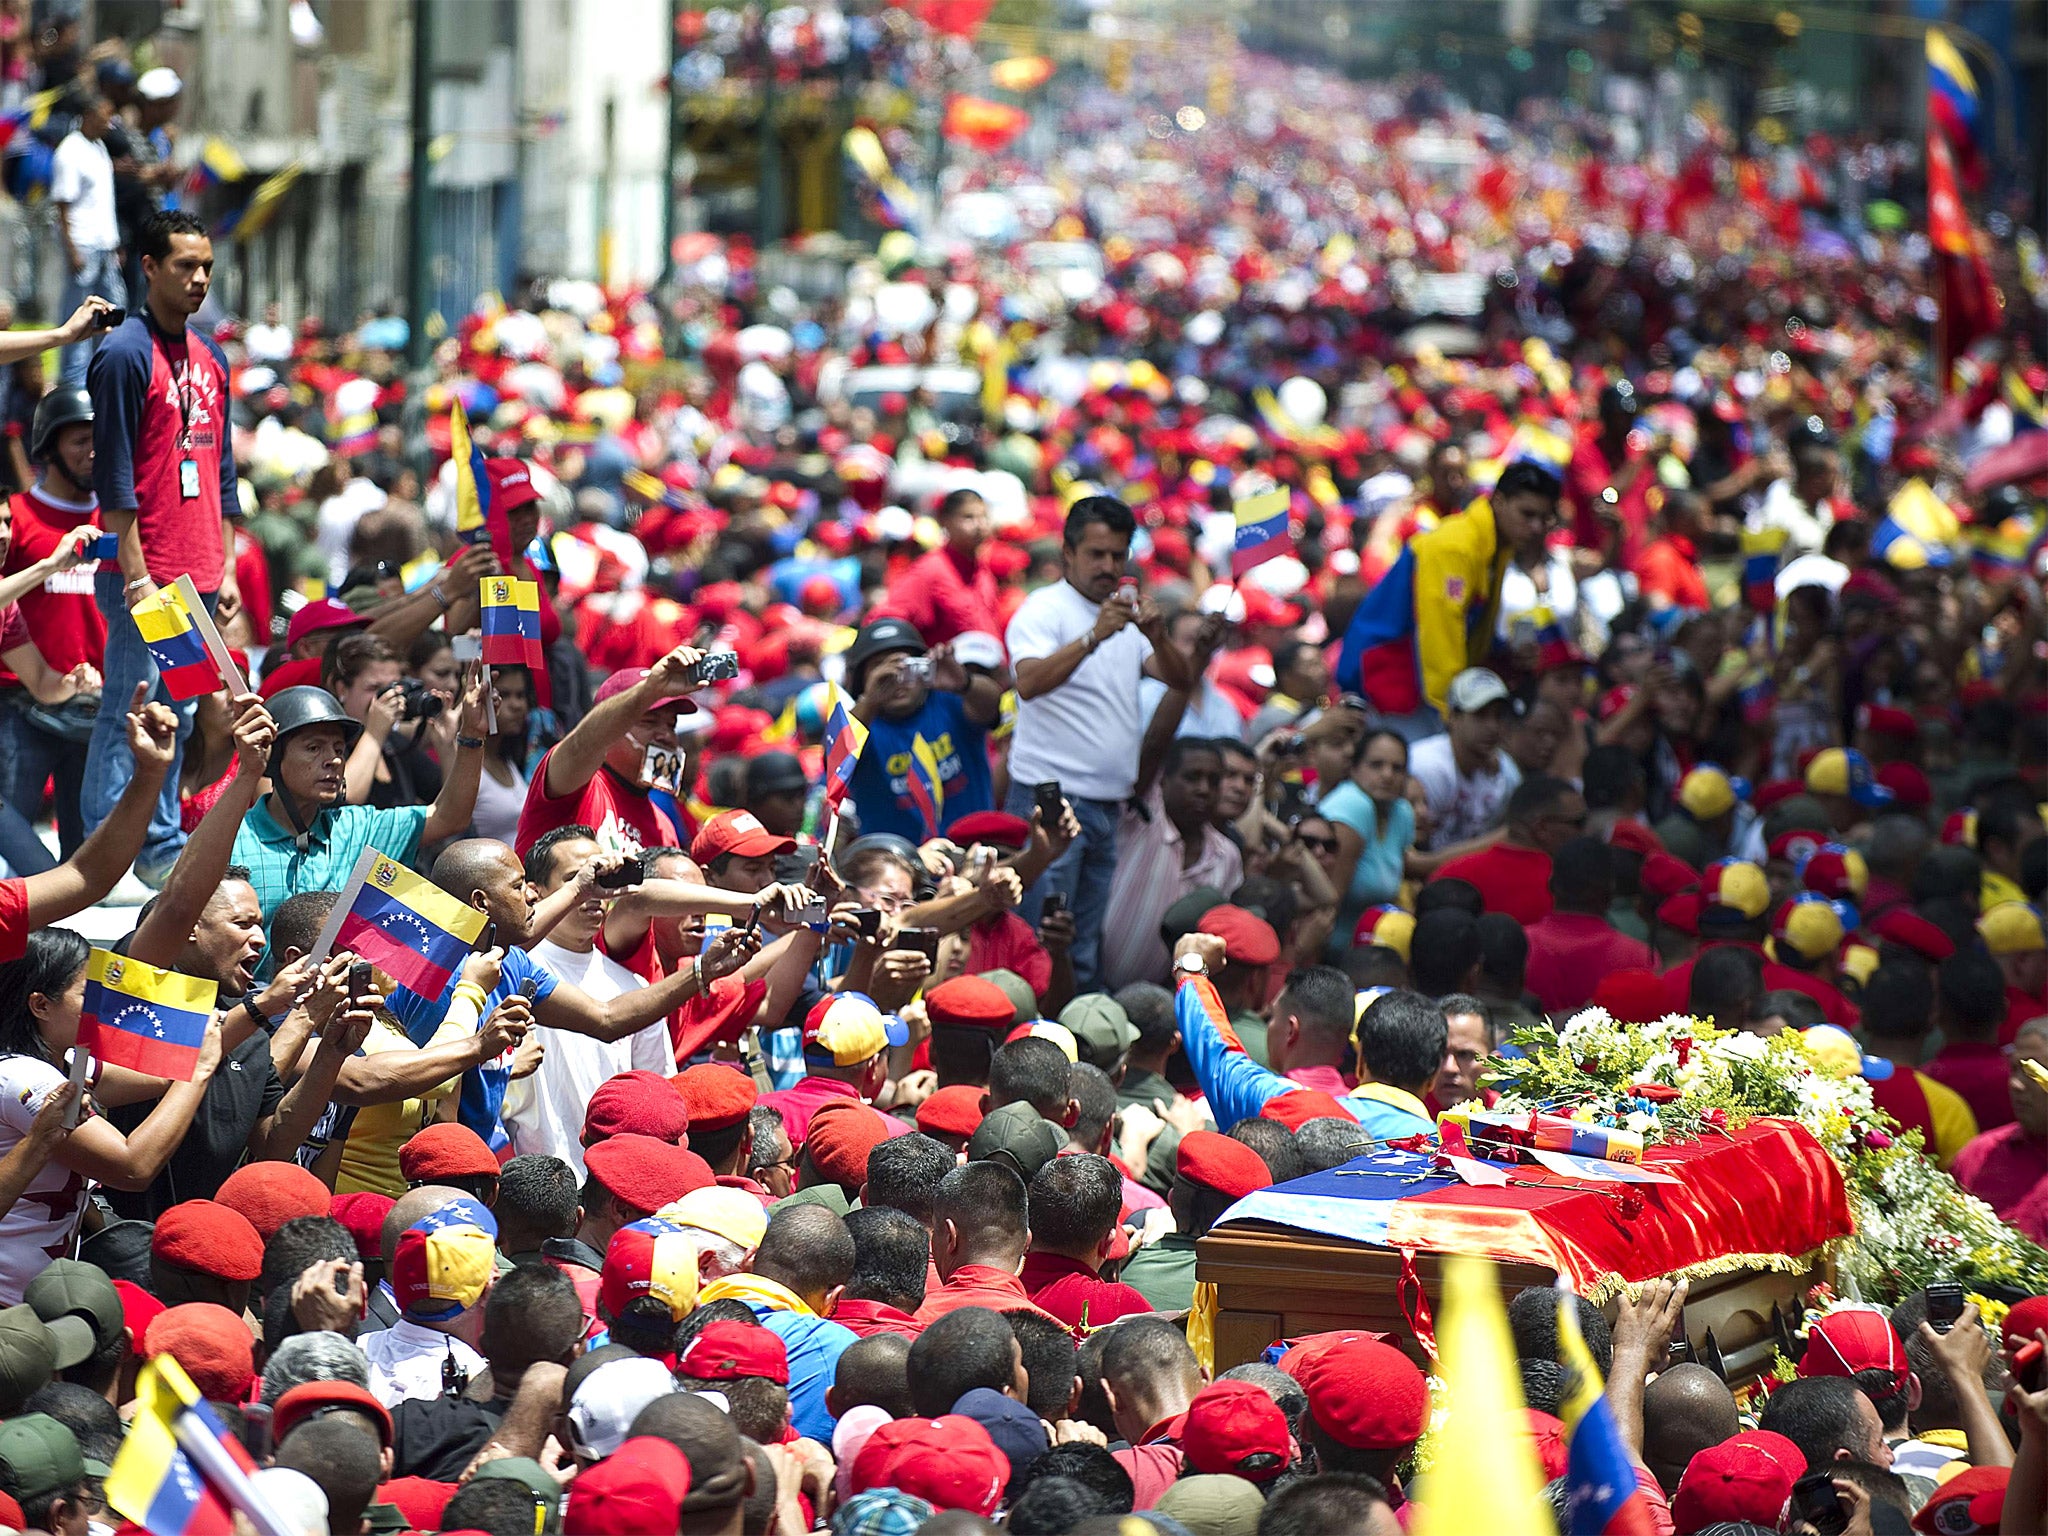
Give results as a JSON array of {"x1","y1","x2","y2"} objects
[
  {"x1": 849, "y1": 691, "x2": 992, "y2": 842},
  {"x1": 387, "y1": 946, "x2": 559, "y2": 1147},
  {"x1": 1316, "y1": 781, "x2": 1414, "y2": 909}
]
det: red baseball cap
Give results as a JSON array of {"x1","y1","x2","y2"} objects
[
  {"x1": 1672, "y1": 1429, "x2": 1806, "y2": 1533},
  {"x1": 1799, "y1": 1307, "x2": 1910, "y2": 1399},
  {"x1": 482, "y1": 457, "x2": 544, "y2": 516},
  {"x1": 563, "y1": 1435, "x2": 691, "y2": 1533},
  {"x1": 850, "y1": 1416, "x2": 1009, "y2": 1516},
  {"x1": 1911, "y1": 1466, "x2": 2009, "y2": 1536},
  {"x1": 675, "y1": 1319, "x2": 790, "y2": 1385},
  {"x1": 284, "y1": 599, "x2": 361, "y2": 651},
  {"x1": 1871, "y1": 909, "x2": 1955, "y2": 963},
  {"x1": 1180, "y1": 1380, "x2": 1292, "y2": 1482},
  {"x1": 594, "y1": 665, "x2": 700, "y2": 716},
  {"x1": 688, "y1": 809, "x2": 794, "y2": 866}
]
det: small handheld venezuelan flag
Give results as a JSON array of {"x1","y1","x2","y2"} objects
[
  {"x1": 106, "y1": 1353, "x2": 295, "y2": 1536},
  {"x1": 332, "y1": 851, "x2": 488, "y2": 1001},
  {"x1": 79, "y1": 950, "x2": 218, "y2": 1081},
  {"x1": 820, "y1": 686, "x2": 869, "y2": 809},
  {"x1": 133, "y1": 584, "x2": 225, "y2": 702},
  {"x1": 479, "y1": 576, "x2": 544, "y2": 668},
  {"x1": 1557, "y1": 1283, "x2": 1659, "y2": 1536},
  {"x1": 1232, "y1": 485, "x2": 1292, "y2": 578}
]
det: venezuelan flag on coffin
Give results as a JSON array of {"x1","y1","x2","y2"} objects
[
  {"x1": 336, "y1": 854, "x2": 488, "y2": 999},
  {"x1": 80, "y1": 950, "x2": 217, "y2": 1080}
]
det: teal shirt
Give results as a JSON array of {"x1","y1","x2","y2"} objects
[
  {"x1": 1316, "y1": 781, "x2": 1415, "y2": 957},
  {"x1": 234, "y1": 797, "x2": 430, "y2": 946}
]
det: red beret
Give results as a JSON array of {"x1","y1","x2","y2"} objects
[
  {"x1": 274, "y1": 1380, "x2": 392, "y2": 1447},
  {"x1": 1197, "y1": 905, "x2": 1281, "y2": 967},
  {"x1": 1673, "y1": 1429, "x2": 1807, "y2": 1534},
  {"x1": 585, "y1": 1134, "x2": 715, "y2": 1217},
  {"x1": 850, "y1": 1416, "x2": 1010, "y2": 1516},
  {"x1": 151, "y1": 1200, "x2": 263, "y2": 1281},
  {"x1": 1590, "y1": 969, "x2": 1670, "y2": 1023},
  {"x1": 329, "y1": 1192, "x2": 395, "y2": 1261},
  {"x1": 216, "y1": 1161, "x2": 333, "y2": 1241},
  {"x1": 803, "y1": 1101, "x2": 894, "y2": 1190},
  {"x1": 670, "y1": 1063, "x2": 757, "y2": 1132},
  {"x1": 1871, "y1": 909, "x2": 1956, "y2": 963},
  {"x1": 399, "y1": 1123, "x2": 500, "y2": 1185},
  {"x1": 584, "y1": 1070, "x2": 692, "y2": 1147},
  {"x1": 1767, "y1": 829, "x2": 1829, "y2": 866},
  {"x1": 676, "y1": 1319, "x2": 790, "y2": 1385},
  {"x1": 948, "y1": 811, "x2": 1033, "y2": 850},
  {"x1": 1640, "y1": 852, "x2": 1701, "y2": 900},
  {"x1": 1289, "y1": 1334, "x2": 1428, "y2": 1450},
  {"x1": 144, "y1": 1302, "x2": 255, "y2": 1403},
  {"x1": 377, "y1": 1479, "x2": 457, "y2": 1533},
  {"x1": 1657, "y1": 892, "x2": 1702, "y2": 937},
  {"x1": 1261, "y1": 1089, "x2": 1351, "y2": 1132},
  {"x1": 1857, "y1": 703, "x2": 1918, "y2": 740},
  {"x1": 916, "y1": 1083, "x2": 987, "y2": 1140},
  {"x1": 1875, "y1": 762, "x2": 1932, "y2": 809},
  {"x1": 1605, "y1": 819, "x2": 1663, "y2": 857},
  {"x1": 1180, "y1": 1379, "x2": 1292, "y2": 1482},
  {"x1": 926, "y1": 976, "x2": 1016, "y2": 1031},
  {"x1": 1176, "y1": 1130, "x2": 1271, "y2": 1200}
]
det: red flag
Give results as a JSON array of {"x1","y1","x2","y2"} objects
[{"x1": 1928, "y1": 128, "x2": 1999, "y2": 396}]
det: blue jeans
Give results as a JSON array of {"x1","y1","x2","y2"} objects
[
  {"x1": 1005, "y1": 783, "x2": 1120, "y2": 994},
  {"x1": 0, "y1": 699, "x2": 84, "y2": 863},
  {"x1": 58, "y1": 249, "x2": 126, "y2": 389},
  {"x1": 81, "y1": 570, "x2": 208, "y2": 880}
]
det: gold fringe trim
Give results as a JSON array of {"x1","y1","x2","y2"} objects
[{"x1": 1575, "y1": 1242, "x2": 1836, "y2": 1306}]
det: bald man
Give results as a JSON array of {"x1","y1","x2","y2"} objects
[{"x1": 1642, "y1": 1362, "x2": 1742, "y2": 1496}]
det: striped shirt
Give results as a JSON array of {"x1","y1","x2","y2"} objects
[{"x1": 1098, "y1": 785, "x2": 1243, "y2": 992}]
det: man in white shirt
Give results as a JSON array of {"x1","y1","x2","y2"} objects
[
  {"x1": 502, "y1": 825, "x2": 675, "y2": 1178},
  {"x1": 1409, "y1": 668, "x2": 1522, "y2": 849},
  {"x1": 50, "y1": 94, "x2": 123, "y2": 388},
  {"x1": 1004, "y1": 495, "x2": 1198, "y2": 990},
  {"x1": 358, "y1": 1188, "x2": 493, "y2": 1408}
]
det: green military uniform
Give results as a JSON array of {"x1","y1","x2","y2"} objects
[
  {"x1": 1230, "y1": 1008, "x2": 1270, "y2": 1068},
  {"x1": 1119, "y1": 1231, "x2": 1199, "y2": 1313},
  {"x1": 1116, "y1": 1067, "x2": 1176, "y2": 1113}
]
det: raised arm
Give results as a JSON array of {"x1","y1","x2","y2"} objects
[
  {"x1": 56, "y1": 1023, "x2": 225, "y2": 1191},
  {"x1": 541, "y1": 643, "x2": 704, "y2": 800},
  {"x1": 0, "y1": 298, "x2": 116, "y2": 369},
  {"x1": 538, "y1": 926, "x2": 761, "y2": 1044},
  {"x1": 420, "y1": 665, "x2": 490, "y2": 846},
  {"x1": 1170, "y1": 936, "x2": 1293, "y2": 1131},
  {"x1": 130, "y1": 697, "x2": 273, "y2": 967},
  {"x1": 24, "y1": 686, "x2": 175, "y2": 927}
]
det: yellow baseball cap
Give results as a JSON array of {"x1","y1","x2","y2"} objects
[
  {"x1": 1701, "y1": 860, "x2": 1772, "y2": 923},
  {"x1": 1771, "y1": 894, "x2": 1852, "y2": 961},
  {"x1": 1351, "y1": 906, "x2": 1415, "y2": 961},
  {"x1": 1678, "y1": 766, "x2": 1741, "y2": 821},
  {"x1": 1980, "y1": 903, "x2": 2047, "y2": 956},
  {"x1": 658, "y1": 1186, "x2": 768, "y2": 1251},
  {"x1": 1839, "y1": 942, "x2": 1880, "y2": 986}
]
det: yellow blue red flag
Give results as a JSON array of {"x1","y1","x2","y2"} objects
[
  {"x1": 479, "y1": 576, "x2": 544, "y2": 668},
  {"x1": 821, "y1": 687, "x2": 869, "y2": 809},
  {"x1": 134, "y1": 584, "x2": 224, "y2": 701},
  {"x1": 334, "y1": 851, "x2": 488, "y2": 1001},
  {"x1": 1232, "y1": 485, "x2": 1291, "y2": 578},
  {"x1": 106, "y1": 1354, "x2": 293, "y2": 1536},
  {"x1": 80, "y1": 950, "x2": 217, "y2": 1081}
]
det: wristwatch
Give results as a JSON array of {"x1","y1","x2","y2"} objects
[
  {"x1": 456, "y1": 734, "x2": 486, "y2": 749},
  {"x1": 1175, "y1": 952, "x2": 1208, "y2": 980}
]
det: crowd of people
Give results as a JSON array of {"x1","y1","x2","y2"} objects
[{"x1": 0, "y1": 8, "x2": 2039, "y2": 1536}]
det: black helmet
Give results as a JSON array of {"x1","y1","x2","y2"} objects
[
  {"x1": 29, "y1": 387, "x2": 92, "y2": 462},
  {"x1": 264, "y1": 685, "x2": 363, "y2": 775},
  {"x1": 842, "y1": 617, "x2": 925, "y2": 694}
]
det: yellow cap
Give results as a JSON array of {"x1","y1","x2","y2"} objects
[
  {"x1": 1678, "y1": 767, "x2": 1737, "y2": 821},
  {"x1": 1980, "y1": 903, "x2": 2047, "y2": 956},
  {"x1": 658, "y1": 1186, "x2": 768, "y2": 1250}
]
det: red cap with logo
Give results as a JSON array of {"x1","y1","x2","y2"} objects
[
  {"x1": 482, "y1": 457, "x2": 543, "y2": 515},
  {"x1": 688, "y1": 809, "x2": 793, "y2": 865},
  {"x1": 1180, "y1": 1380, "x2": 1292, "y2": 1482},
  {"x1": 1672, "y1": 1429, "x2": 1806, "y2": 1533}
]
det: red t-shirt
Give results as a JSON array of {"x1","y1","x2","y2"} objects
[
  {"x1": 0, "y1": 878, "x2": 25, "y2": 962},
  {"x1": 1925, "y1": 1042, "x2": 2015, "y2": 1135},
  {"x1": 2003, "y1": 986, "x2": 2048, "y2": 1047},
  {"x1": 515, "y1": 747, "x2": 681, "y2": 858},
  {"x1": 1565, "y1": 425, "x2": 1658, "y2": 564},
  {"x1": 1523, "y1": 913, "x2": 1654, "y2": 1014},
  {"x1": 1661, "y1": 943, "x2": 1860, "y2": 1029},
  {"x1": 831, "y1": 1299, "x2": 924, "y2": 1339},
  {"x1": 1950, "y1": 1122, "x2": 2048, "y2": 1245},
  {"x1": 1635, "y1": 535, "x2": 1709, "y2": 611},
  {"x1": 1019, "y1": 1251, "x2": 1156, "y2": 1335},
  {"x1": 870, "y1": 546, "x2": 1005, "y2": 651},
  {"x1": 1431, "y1": 844, "x2": 1554, "y2": 925},
  {"x1": 912, "y1": 1264, "x2": 1065, "y2": 1328},
  {"x1": 0, "y1": 489, "x2": 105, "y2": 680},
  {"x1": 965, "y1": 912, "x2": 1052, "y2": 999}
]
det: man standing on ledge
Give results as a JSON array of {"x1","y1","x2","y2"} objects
[{"x1": 82, "y1": 209, "x2": 238, "y2": 886}]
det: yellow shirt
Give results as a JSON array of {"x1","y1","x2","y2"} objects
[
  {"x1": 334, "y1": 1005, "x2": 476, "y2": 1197},
  {"x1": 1918, "y1": 1071, "x2": 1980, "y2": 1171}
]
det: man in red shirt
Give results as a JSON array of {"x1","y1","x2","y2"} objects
[
  {"x1": 1565, "y1": 382, "x2": 1662, "y2": 567},
  {"x1": 870, "y1": 487, "x2": 1003, "y2": 652},
  {"x1": 516, "y1": 646, "x2": 705, "y2": 856},
  {"x1": 1928, "y1": 950, "x2": 2026, "y2": 1134},
  {"x1": 83, "y1": 209, "x2": 238, "y2": 883},
  {"x1": 1950, "y1": 1018, "x2": 2048, "y2": 1246},
  {"x1": 760, "y1": 995, "x2": 908, "y2": 1152},
  {"x1": 1017, "y1": 1154, "x2": 1154, "y2": 1335},
  {"x1": 1634, "y1": 488, "x2": 1711, "y2": 615},
  {"x1": 1660, "y1": 861, "x2": 1859, "y2": 1028},
  {"x1": 1432, "y1": 775, "x2": 1587, "y2": 926},
  {"x1": 915, "y1": 1161, "x2": 1063, "y2": 1328},
  {"x1": 1523, "y1": 838, "x2": 1655, "y2": 1014},
  {"x1": 832, "y1": 1207, "x2": 927, "y2": 1339}
]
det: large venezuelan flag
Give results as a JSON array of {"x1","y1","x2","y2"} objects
[
  {"x1": 79, "y1": 950, "x2": 217, "y2": 1081},
  {"x1": 1925, "y1": 29, "x2": 1983, "y2": 190},
  {"x1": 335, "y1": 853, "x2": 488, "y2": 1000}
]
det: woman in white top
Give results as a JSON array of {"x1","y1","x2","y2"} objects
[
  {"x1": 472, "y1": 663, "x2": 534, "y2": 846},
  {"x1": 0, "y1": 928, "x2": 225, "y2": 1303}
]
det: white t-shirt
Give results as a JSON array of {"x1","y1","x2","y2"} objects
[
  {"x1": 1409, "y1": 732, "x2": 1522, "y2": 850},
  {"x1": 50, "y1": 133, "x2": 117, "y2": 252},
  {"x1": 0, "y1": 1054, "x2": 88, "y2": 1304},
  {"x1": 1005, "y1": 581, "x2": 1155, "y2": 803},
  {"x1": 503, "y1": 939, "x2": 675, "y2": 1180}
]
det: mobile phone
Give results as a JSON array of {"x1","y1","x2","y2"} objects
[
  {"x1": 91, "y1": 306, "x2": 125, "y2": 332},
  {"x1": 1034, "y1": 781, "x2": 1064, "y2": 826},
  {"x1": 1927, "y1": 1280, "x2": 1965, "y2": 1333},
  {"x1": 852, "y1": 908, "x2": 882, "y2": 938},
  {"x1": 742, "y1": 905, "x2": 762, "y2": 935},
  {"x1": 897, "y1": 927, "x2": 939, "y2": 963},
  {"x1": 691, "y1": 651, "x2": 741, "y2": 685},
  {"x1": 516, "y1": 977, "x2": 540, "y2": 1002},
  {"x1": 1042, "y1": 891, "x2": 1068, "y2": 920},
  {"x1": 241, "y1": 1402, "x2": 273, "y2": 1461},
  {"x1": 2017, "y1": 1339, "x2": 2045, "y2": 1394},
  {"x1": 348, "y1": 961, "x2": 372, "y2": 1001},
  {"x1": 595, "y1": 856, "x2": 642, "y2": 891},
  {"x1": 1789, "y1": 1471, "x2": 1847, "y2": 1536},
  {"x1": 1116, "y1": 575, "x2": 1139, "y2": 607},
  {"x1": 1668, "y1": 1307, "x2": 1691, "y2": 1365},
  {"x1": 451, "y1": 634, "x2": 483, "y2": 662}
]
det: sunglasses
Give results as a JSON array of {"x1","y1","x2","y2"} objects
[{"x1": 1296, "y1": 834, "x2": 1339, "y2": 854}]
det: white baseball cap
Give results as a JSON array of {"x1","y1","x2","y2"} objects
[
  {"x1": 1446, "y1": 667, "x2": 1510, "y2": 714},
  {"x1": 136, "y1": 67, "x2": 182, "y2": 101}
]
